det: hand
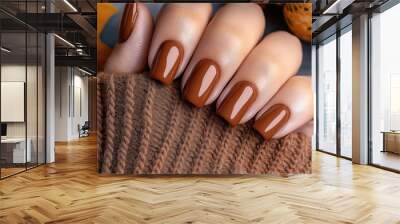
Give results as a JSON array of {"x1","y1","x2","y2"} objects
[{"x1": 103, "y1": 3, "x2": 313, "y2": 140}]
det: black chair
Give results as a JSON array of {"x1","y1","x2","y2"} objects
[{"x1": 79, "y1": 121, "x2": 90, "y2": 138}]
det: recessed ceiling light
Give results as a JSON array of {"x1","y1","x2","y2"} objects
[
  {"x1": 63, "y1": 0, "x2": 78, "y2": 12},
  {"x1": 77, "y1": 67, "x2": 93, "y2": 76},
  {"x1": 1, "y1": 47, "x2": 11, "y2": 53},
  {"x1": 322, "y1": 0, "x2": 355, "y2": 15},
  {"x1": 54, "y1": 34, "x2": 75, "y2": 48}
]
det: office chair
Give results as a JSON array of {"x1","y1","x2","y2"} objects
[{"x1": 79, "y1": 121, "x2": 90, "y2": 138}]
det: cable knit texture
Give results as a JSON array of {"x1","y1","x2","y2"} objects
[{"x1": 97, "y1": 73, "x2": 311, "y2": 176}]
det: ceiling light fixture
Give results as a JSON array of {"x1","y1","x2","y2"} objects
[
  {"x1": 78, "y1": 67, "x2": 93, "y2": 76},
  {"x1": 63, "y1": 0, "x2": 78, "y2": 12},
  {"x1": 1, "y1": 47, "x2": 11, "y2": 53},
  {"x1": 54, "y1": 34, "x2": 75, "y2": 48},
  {"x1": 76, "y1": 48, "x2": 85, "y2": 55},
  {"x1": 322, "y1": 0, "x2": 355, "y2": 15}
]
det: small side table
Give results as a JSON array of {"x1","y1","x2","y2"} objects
[{"x1": 381, "y1": 131, "x2": 400, "y2": 154}]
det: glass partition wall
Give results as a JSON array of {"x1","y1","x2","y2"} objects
[
  {"x1": 316, "y1": 26, "x2": 352, "y2": 159},
  {"x1": 0, "y1": 2, "x2": 46, "y2": 179},
  {"x1": 0, "y1": 30, "x2": 27, "y2": 177}
]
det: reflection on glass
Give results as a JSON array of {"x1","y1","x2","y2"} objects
[
  {"x1": 0, "y1": 1, "x2": 46, "y2": 179},
  {"x1": 27, "y1": 31, "x2": 38, "y2": 169},
  {"x1": 318, "y1": 37, "x2": 337, "y2": 154},
  {"x1": 38, "y1": 33, "x2": 46, "y2": 165},
  {"x1": 1, "y1": 31, "x2": 27, "y2": 177},
  {"x1": 371, "y1": 4, "x2": 400, "y2": 171},
  {"x1": 340, "y1": 29, "x2": 352, "y2": 158}
]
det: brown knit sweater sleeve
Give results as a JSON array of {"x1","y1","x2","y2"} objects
[{"x1": 97, "y1": 73, "x2": 311, "y2": 176}]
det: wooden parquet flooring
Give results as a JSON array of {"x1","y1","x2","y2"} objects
[
  {"x1": 1, "y1": 135, "x2": 400, "y2": 224},
  {"x1": 1, "y1": 167, "x2": 26, "y2": 178}
]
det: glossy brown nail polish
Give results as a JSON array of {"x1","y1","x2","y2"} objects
[
  {"x1": 183, "y1": 59, "x2": 220, "y2": 107},
  {"x1": 253, "y1": 104, "x2": 290, "y2": 140},
  {"x1": 216, "y1": 81, "x2": 258, "y2": 126},
  {"x1": 150, "y1": 40, "x2": 184, "y2": 85},
  {"x1": 119, "y1": 3, "x2": 138, "y2": 43}
]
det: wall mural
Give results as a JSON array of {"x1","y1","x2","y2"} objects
[{"x1": 97, "y1": 3, "x2": 313, "y2": 175}]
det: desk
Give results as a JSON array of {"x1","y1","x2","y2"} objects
[
  {"x1": 382, "y1": 131, "x2": 400, "y2": 154},
  {"x1": 1, "y1": 138, "x2": 31, "y2": 163}
]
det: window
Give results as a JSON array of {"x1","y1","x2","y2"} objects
[
  {"x1": 370, "y1": 3, "x2": 400, "y2": 171},
  {"x1": 317, "y1": 36, "x2": 337, "y2": 154},
  {"x1": 339, "y1": 28, "x2": 352, "y2": 158}
]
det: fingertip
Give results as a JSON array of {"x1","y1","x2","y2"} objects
[
  {"x1": 148, "y1": 3, "x2": 213, "y2": 85},
  {"x1": 104, "y1": 3, "x2": 154, "y2": 74},
  {"x1": 253, "y1": 76, "x2": 313, "y2": 140}
]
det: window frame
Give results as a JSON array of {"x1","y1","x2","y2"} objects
[{"x1": 315, "y1": 24, "x2": 353, "y2": 160}]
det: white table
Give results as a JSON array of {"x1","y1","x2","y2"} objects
[{"x1": 1, "y1": 138, "x2": 31, "y2": 163}]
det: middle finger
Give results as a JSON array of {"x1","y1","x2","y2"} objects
[{"x1": 181, "y1": 3, "x2": 265, "y2": 107}]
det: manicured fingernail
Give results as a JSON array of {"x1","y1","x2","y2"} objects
[
  {"x1": 119, "y1": 3, "x2": 138, "y2": 43},
  {"x1": 216, "y1": 81, "x2": 258, "y2": 126},
  {"x1": 253, "y1": 104, "x2": 290, "y2": 140},
  {"x1": 183, "y1": 59, "x2": 220, "y2": 107},
  {"x1": 150, "y1": 40, "x2": 184, "y2": 85}
]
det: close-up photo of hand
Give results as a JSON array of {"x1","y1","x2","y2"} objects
[{"x1": 100, "y1": 3, "x2": 313, "y2": 141}]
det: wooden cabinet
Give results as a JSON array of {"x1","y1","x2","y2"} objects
[{"x1": 382, "y1": 132, "x2": 400, "y2": 154}]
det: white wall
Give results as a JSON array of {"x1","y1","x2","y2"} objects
[
  {"x1": 72, "y1": 73, "x2": 89, "y2": 138},
  {"x1": 55, "y1": 66, "x2": 70, "y2": 141},
  {"x1": 1, "y1": 82, "x2": 25, "y2": 122},
  {"x1": 54, "y1": 67, "x2": 89, "y2": 141}
]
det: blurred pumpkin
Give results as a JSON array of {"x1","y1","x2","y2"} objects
[
  {"x1": 97, "y1": 3, "x2": 119, "y2": 71},
  {"x1": 283, "y1": 3, "x2": 312, "y2": 42}
]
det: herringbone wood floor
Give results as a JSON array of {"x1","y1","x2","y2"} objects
[{"x1": 1, "y1": 135, "x2": 400, "y2": 224}]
